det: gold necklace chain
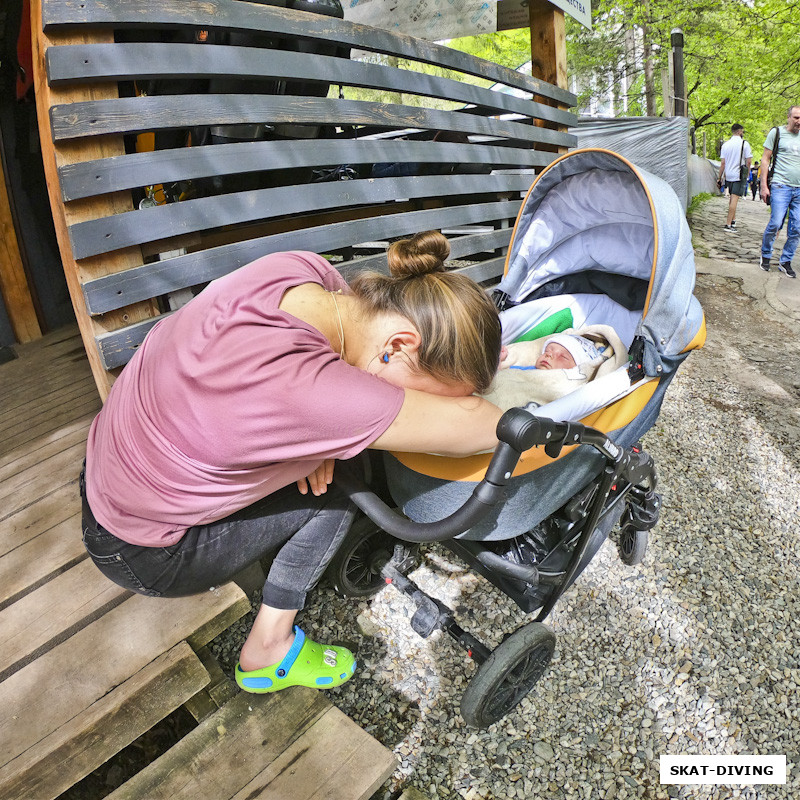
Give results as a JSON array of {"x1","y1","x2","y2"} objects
[{"x1": 329, "y1": 290, "x2": 345, "y2": 359}]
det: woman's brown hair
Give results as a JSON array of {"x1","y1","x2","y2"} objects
[{"x1": 350, "y1": 231, "x2": 502, "y2": 394}]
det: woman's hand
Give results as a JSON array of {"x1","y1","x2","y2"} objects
[{"x1": 297, "y1": 459, "x2": 335, "y2": 496}]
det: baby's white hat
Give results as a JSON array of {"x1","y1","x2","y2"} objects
[{"x1": 543, "y1": 334, "x2": 602, "y2": 366}]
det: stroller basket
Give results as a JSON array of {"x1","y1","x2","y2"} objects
[{"x1": 330, "y1": 149, "x2": 705, "y2": 728}]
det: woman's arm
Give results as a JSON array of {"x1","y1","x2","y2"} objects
[{"x1": 368, "y1": 389, "x2": 503, "y2": 457}]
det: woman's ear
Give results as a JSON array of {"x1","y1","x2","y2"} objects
[{"x1": 384, "y1": 328, "x2": 422, "y2": 357}]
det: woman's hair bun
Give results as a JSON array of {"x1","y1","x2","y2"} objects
[{"x1": 387, "y1": 230, "x2": 450, "y2": 278}]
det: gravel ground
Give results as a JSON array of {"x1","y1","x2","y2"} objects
[{"x1": 211, "y1": 197, "x2": 800, "y2": 800}]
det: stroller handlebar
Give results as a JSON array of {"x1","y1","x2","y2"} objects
[{"x1": 335, "y1": 408, "x2": 624, "y2": 544}]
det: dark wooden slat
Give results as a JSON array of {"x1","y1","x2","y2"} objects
[
  {"x1": 95, "y1": 316, "x2": 165, "y2": 371},
  {"x1": 58, "y1": 139, "x2": 552, "y2": 201},
  {"x1": 445, "y1": 229, "x2": 512, "y2": 260},
  {"x1": 0, "y1": 643, "x2": 209, "y2": 800},
  {"x1": 94, "y1": 257, "x2": 509, "y2": 373},
  {"x1": 344, "y1": 253, "x2": 506, "y2": 287},
  {"x1": 90, "y1": 199, "x2": 522, "y2": 368},
  {"x1": 84, "y1": 198, "x2": 523, "y2": 317},
  {"x1": 69, "y1": 173, "x2": 534, "y2": 261},
  {"x1": 42, "y1": 0, "x2": 577, "y2": 106},
  {"x1": 46, "y1": 43, "x2": 578, "y2": 129},
  {"x1": 343, "y1": 228, "x2": 513, "y2": 274},
  {"x1": 454, "y1": 257, "x2": 507, "y2": 285},
  {"x1": 49, "y1": 94, "x2": 576, "y2": 148}
]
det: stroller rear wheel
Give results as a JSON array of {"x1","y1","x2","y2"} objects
[
  {"x1": 617, "y1": 528, "x2": 648, "y2": 566},
  {"x1": 326, "y1": 513, "x2": 400, "y2": 597},
  {"x1": 460, "y1": 621, "x2": 555, "y2": 728}
]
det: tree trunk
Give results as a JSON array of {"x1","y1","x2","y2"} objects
[
  {"x1": 642, "y1": 24, "x2": 656, "y2": 116},
  {"x1": 623, "y1": 26, "x2": 636, "y2": 113}
]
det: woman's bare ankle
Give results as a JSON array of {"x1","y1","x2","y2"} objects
[
  {"x1": 238, "y1": 631, "x2": 295, "y2": 672},
  {"x1": 238, "y1": 605, "x2": 298, "y2": 672}
]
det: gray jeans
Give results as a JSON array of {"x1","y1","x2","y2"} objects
[{"x1": 80, "y1": 469, "x2": 356, "y2": 610}]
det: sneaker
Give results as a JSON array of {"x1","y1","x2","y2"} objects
[
  {"x1": 779, "y1": 262, "x2": 797, "y2": 278},
  {"x1": 760, "y1": 256, "x2": 771, "y2": 271},
  {"x1": 723, "y1": 225, "x2": 737, "y2": 233},
  {"x1": 730, "y1": 219, "x2": 737, "y2": 229}
]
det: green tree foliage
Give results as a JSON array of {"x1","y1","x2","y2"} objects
[
  {"x1": 342, "y1": 2, "x2": 798, "y2": 159},
  {"x1": 447, "y1": 30, "x2": 533, "y2": 72},
  {"x1": 566, "y1": 0, "x2": 800, "y2": 158}
]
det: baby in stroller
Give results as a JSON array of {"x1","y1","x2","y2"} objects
[{"x1": 483, "y1": 327, "x2": 628, "y2": 411}]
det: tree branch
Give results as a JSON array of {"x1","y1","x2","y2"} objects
[{"x1": 692, "y1": 97, "x2": 730, "y2": 130}]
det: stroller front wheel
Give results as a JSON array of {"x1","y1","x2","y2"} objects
[
  {"x1": 617, "y1": 528, "x2": 648, "y2": 566},
  {"x1": 460, "y1": 621, "x2": 555, "y2": 728},
  {"x1": 325, "y1": 513, "x2": 402, "y2": 597}
]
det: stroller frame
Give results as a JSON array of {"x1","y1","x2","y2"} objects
[{"x1": 332, "y1": 409, "x2": 661, "y2": 728}]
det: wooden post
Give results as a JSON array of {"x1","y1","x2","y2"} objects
[
  {"x1": 528, "y1": 0, "x2": 568, "y2": 91},
  {"x1": 528, "y1": 0, "x2": 569, "y2": 154},
  {"x1": 661, "y1": 66, "x2": 673, "y2": 117},
  {"x1": 0, "y1": 155, "x2": 42, "y2": 342},
  {"x1": 30, "y1": 0, "x2": 159, "y2": 400}
]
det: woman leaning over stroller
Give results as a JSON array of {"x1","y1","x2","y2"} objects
[{"x1": 81, "y1": 231, "x2": 504, "y2": 694}]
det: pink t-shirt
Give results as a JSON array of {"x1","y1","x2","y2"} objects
[{"x1": 85, "y1": 251, "x2": 405, "y2": 546}]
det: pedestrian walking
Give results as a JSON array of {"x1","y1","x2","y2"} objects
[
  {"x1": 717, "y1": 124, "x2": 752, "y2": 232},
  {"x1": 759, "y1": 105, "x2": 800, "y2": 277},
  {"x1": 749, "y1": 163, "x2": 760, "y2": 200}
]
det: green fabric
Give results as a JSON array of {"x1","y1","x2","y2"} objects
[
  {"x1": 512, "y1": 308, "x2": 574, "y2": 343},
  {"x1": 764, "y1": 126, "x2": 800, "y2": 187}
]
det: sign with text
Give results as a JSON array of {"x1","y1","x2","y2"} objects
[
  {"x1": 343, "y1": 0, "x2": 591, "y2": 41},
  {"x1": 498, "y1": 0, "x2": 592, "y2": 31}
]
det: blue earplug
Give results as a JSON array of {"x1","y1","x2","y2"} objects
[{"x1": 382, "y1": 352, "x2": 390, "y2": 363}]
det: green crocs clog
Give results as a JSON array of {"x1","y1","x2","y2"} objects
[{"x1": 235, "y1": 626, "x2": 356, "y2": 693}]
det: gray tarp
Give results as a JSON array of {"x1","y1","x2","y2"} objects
[
  {"x1": 688, "y1": 154, "x2": 723, "y2": 198},
  {"x1": 572, "y1": 116, "x2": 690, "y2": 210}
]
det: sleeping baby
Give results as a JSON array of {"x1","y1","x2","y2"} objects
[{"x1": 482, "y1": 325, "x2": 628, "y2": 411}]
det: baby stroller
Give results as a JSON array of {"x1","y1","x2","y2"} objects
[{"x1": 329, "y1": 149, "x2": 706, "y2": 728}]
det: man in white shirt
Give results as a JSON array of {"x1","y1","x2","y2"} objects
[{"x1": 717, "y1": 124, "x2": 752, "y2": 232}]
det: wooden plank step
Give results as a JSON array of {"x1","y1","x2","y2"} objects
[
  {"x1": 2, "y1": 393, "x2": 101, "y2": 457},
  {"x1": 0, "y1": 334, "x2": 89, "y2": 401},
  {"x1": 106, "y1": 688, "x2": 397, "y2": 800},
  {"x1": 0, "y1": 414, "x2": 91, "y2": 483},
  {"x1": 0, "y1": 583, "x2": 249, "y2": 771},
  {"x1": 0, "y1": 479, "x2": 79, "y2": 557},
  {"x1": 0, "y1": 514, "x2": 85, "y2": 607},
  {"x1": 0, "y1": 363, "x2": 93, "y2": 417},
  {"x1": 0, "y1": 558, "x2": 129, "y2": 680},
  {"x1": 0, "y1": 435, "x2": 85, "y2": 514},
  {"x1": 0, "y1": 642, "x2": 210, "y2": 800},
  {"x1": 2, "y1": 377, "x2": 96, "y2": 432}
]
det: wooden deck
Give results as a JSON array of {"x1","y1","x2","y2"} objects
[{"x1": 0, "y1": 326, "x2": 396, "y2": 799}]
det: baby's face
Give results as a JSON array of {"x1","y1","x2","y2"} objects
[{"x1": 535, "y1": 342, "x2": 576, "y2": 370}]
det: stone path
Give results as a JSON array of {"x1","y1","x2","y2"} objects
[{"x1": 690, "y1": 194, "x2": 800, "y2": 325}]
